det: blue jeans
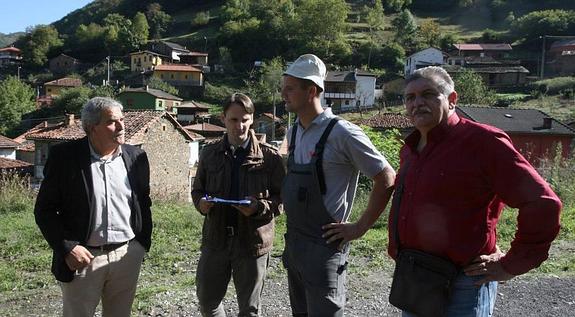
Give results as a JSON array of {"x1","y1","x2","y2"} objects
[{"x1": 402, "y1": 273, "x2": 498, "y2": 317}]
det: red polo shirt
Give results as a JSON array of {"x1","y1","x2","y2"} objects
[{"x1": 388, "y1": 113, "x2": 562, "y2": 275}]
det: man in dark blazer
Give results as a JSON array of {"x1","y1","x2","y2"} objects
[{"x1": 35, "y1": 97, "x2": 152, "y2": 317}]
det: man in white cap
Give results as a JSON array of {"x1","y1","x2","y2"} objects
[{"x1": 280, "y1": 54, "x2": 396, "y2": 316}]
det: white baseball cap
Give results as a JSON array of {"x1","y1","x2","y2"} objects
[{"x1": 283, "y1": 54, "x2": 326, "y2": 91}]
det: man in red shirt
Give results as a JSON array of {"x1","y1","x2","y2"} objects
[{"x1": 389, "y1": 66, "x2": 562, "y2": 316}]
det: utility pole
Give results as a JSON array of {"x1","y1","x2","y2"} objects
[
  {"x1": 540, "y1": 36, "x2": 546, "y2": 79},
  {"x1": 271, "y1": 91, "x2": 276, "y2": 141},
  {"x1": 203, "y1": 36, "x2": 207, "y2": 52},
  {"x1": 106, "y1": 56, "x2": 110, "y2": 85},
  {"x1": 17, "y1": 66, "x2": 21, "y2": 81}
]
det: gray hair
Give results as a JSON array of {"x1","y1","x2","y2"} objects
[
  {"x1": 406, "y1": 66, "x2": 455, "y2": 96},
  {"x1": 81, "y1": 97, "x2": 124, "y2": 133}
]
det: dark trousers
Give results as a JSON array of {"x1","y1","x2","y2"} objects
[
  {"x1": 196, "y1": 237, "x2": 269, "y2": 317},
  {"x1": 282, "y1": 234, "x2": 349, "y2": 317}
]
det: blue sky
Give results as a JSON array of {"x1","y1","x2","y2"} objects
[{"x1": 0, "y1": 0, "x2": 93, "y2": 34}]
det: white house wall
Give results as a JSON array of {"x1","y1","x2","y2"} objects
[
  {"x1": 356, "y1": 76, "x2": 376, "y2": 107},
  {"x1": 0, "y1": 149, "x2": 16, "y2": 159},
  {"x1": 405, "y1": 48, "x2": 444, "y2": 76}
]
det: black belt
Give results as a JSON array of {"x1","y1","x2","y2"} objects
[
  {"x1": 87, "y1": 240, "x2": 130, "y2": 252},
  {"x1": 225, "y1": 226, "x2": 236, "y2": 237}
]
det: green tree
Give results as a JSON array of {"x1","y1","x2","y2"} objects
[
  {"x1": 74, "y1": 23, "x2": 106, "y2": 50},
  {"x1": 453, "y1": 69, "x2": 496, "y2": 105},
  {"x1": 0, "y1": 76, "x2": 36, "y2": 135},
  {"x1": 385, "y1": 0, "x2": 412, "y2": 13},
  {"x1": 292, "y1": 0, "x2": 351, "y2": 61},
  {"x1": 52, "y1": 86, "x2": 93, "y2": 114},
  {"x1": 392, "y1": 9, "x2": 418, "y2": 51},
  {"x1": 146, "y1": 77, "x2": 179, "y2": 96},
  {"x1": 366, "y1": 0, "x2": 385, "y2": 36},
  {"x1": 246, "y1": 57, "x2": 284, "y2": 109},
  {"x1": 192, "y1": 11, "x2": 211, "y2": 27},
  {"x1": 146, "y1": 3, "x2": 172, "y2": 39},
  {"x1": 439, "y1": 33, "x2": 459, "y2": 51},
  {"x1": 511, "y1": 9, "x2": 575, "y2": 40},
  {"x1": 131, "y1": 12, "x2": 150, "y2": 48},
  {"x1": 19, "y1": 25, "x2": 63, "y2": 68},
  {"x1": 418, "y1": 20, "x2": 442, "y2": 48},
  {"x1": 381, "y1": 42, "x2": 406, "y2": 73}
]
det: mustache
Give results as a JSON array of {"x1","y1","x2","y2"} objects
[{"x1": 411, "y1": 107, "x2": 432, "y2": 116}]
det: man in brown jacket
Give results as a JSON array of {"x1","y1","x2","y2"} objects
[{"x1": 191, "y1": 93, "x2": 286, "y2": 317}]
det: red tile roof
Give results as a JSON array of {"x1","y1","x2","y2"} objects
[
  {"x1": 0, "y1": 135, "x2": 20, "y2": 149},
  {"x1": 154, "y1": 64, "x2": 202, "y2": 72},
  {"x1": 0, "y1": 46, "x2": 21, "y2": 53},
  {"x1": 260, "y1": 113, "x2": 282, "y2": 122},
  {"x1": 176, "y1": 100, "x2": 210, "y2": 110},
  {"x1": 0, "y1": 157, "x2": 33, "y2": 169},
  {"x1": 44, "y1": 77, "x2": 82, "y2": 87},
  {"x1": 454, "y1": 44, "x2": 512, "y2": 51},
  {"x1": 356, "y1": 113, "x2": 414, "y2": 129},
  {"x1": 26, "y1": 111, "x2": 197, "y2": 144},
  {"x1": 183, "y1": 122, "x2": 226, "y2": 132}
]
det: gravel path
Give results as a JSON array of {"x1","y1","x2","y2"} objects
[
  {"x1": 2, "y1": 256, "x2": 574, "y2": 316},
  {"x1": 127, "y1": 255, "x2": 575, "y2": 317}
]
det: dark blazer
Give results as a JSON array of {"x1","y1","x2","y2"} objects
[{"x1": 34, "y1": 137, "x2": 153, "y2": 282}]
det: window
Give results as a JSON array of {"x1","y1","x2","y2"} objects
[
  {"x1": 144, "y1": 56, "x2": 147, "y2": 62},
  {"x1": 344, "y1": 100, "x2": 350, "y2": 105},
  {"x1": 171, "y1": 74, "x2": 174, "y2": 79}
]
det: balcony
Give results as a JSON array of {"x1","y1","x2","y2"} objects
[{"x1": 323, "y1": 92, "x2": 355, "y2": 99}]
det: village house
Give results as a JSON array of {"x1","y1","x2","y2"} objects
[
  {"x1": 130, "y1": 50, "x2": 167, "y2": 73},
  {"x1": 117, "y1": 87, "x2": 183, "y2": 113},
  {"x1": 0, "y1": 157, "x2": 33, "y2": 176},
  {"x1": 450, "y1": 43, "x2": 513, "y2": 61},
  {"x1": 443, "y1": 62, "x2": 529, "y2": 89},
  {"x1": 253, "y1": 112, "x2": 285, "y2": 142},
  {"x1": 0, "y1": 134, "x2": 20, "y2": 159},
  {"x1": 49, "y1": 53, "x2": 82, "y2": 75},
  {"x1": 173, "y1": 100, "x2": 210, "y2": 125},
  {"x1": 0, "y1": 134, "x2": 33, "y2": 176},
  {"x1": 456, "y1": 106, "x2": 575, "y2": 165},
  {"x1": 322, "y1": 70, "x2": 378, "y2": 112},
  {"x1": 0, "y1": 46, "x2": 22, "y2": 67},
  {"x1": 183, "y1": 122, "x2": 226, "y2": 140},
  {"x1": 152, "y1": 64, "x2": 204, "y2": 98},
  {"x1": 179, "y1": 51, "x2": 209, "y2": 69},
  {"x1": 405, "y1": 47, "x2": 447, "y2": 77},
  {"x1": 148, "y1": 40, "x2": 190, "y2": 62},
  {"x1": 25, "y1": 111, "x2": 203, "y2": 200},
  {"x1": 548, "y1": 39, "x2": 575, "y2": 76},
  {"x1": 43, "y1": 77, "x2": 82, "y2": 97}
]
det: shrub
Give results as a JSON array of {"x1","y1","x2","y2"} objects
[
  {"x1": 357, "y1": 126, "x2": 403, "y2": 191},
  {"x1": 192, "y1": 11, "x2": 210, "y2": 27},
  {"x1": 528, "y1": 77, "x2": 575, "y2": 96},
  {"x1": 0, "y1": 172, "x2": 34, "y2": 215}
]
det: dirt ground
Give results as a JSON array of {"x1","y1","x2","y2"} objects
[{"x1": 2, "y1": 256, "x2": 574, "y2": 317}]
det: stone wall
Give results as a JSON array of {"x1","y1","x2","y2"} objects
[{"x1": 141, "y1": 117, "x2": 192, "y2": 201}]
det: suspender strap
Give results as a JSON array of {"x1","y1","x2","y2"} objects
[
  {"x1": 315, "y1": 118, "x2": 340, "y2": 195},
  {"x1": 391, "y1": 160, "x2": 410, "y2": 251},
  {"x1": 288, "y1": 122, "x2": 298, "y2": 158}
]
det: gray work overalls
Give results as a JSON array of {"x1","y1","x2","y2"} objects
[{"x1": 281, "y1": 118, "x2": 349, "y2": 317}]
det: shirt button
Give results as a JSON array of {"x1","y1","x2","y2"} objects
[{"x1": 401, "y1": 216, "x2": 406, "y2": 221}]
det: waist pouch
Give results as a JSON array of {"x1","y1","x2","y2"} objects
[{"x1": 389, "y1": 249, "x2": 459, "y2": 317}]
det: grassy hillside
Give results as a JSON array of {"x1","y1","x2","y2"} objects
[{"x1": 0, "y1": 32, "x2": 24, "y2": 47}]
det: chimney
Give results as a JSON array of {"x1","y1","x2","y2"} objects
[
  {"x1": 66, "y1": 114, "x2": 75, "y2": 127},
  {"x1": 543, "y1": 117, "x2": 552, "y2": 129}
]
